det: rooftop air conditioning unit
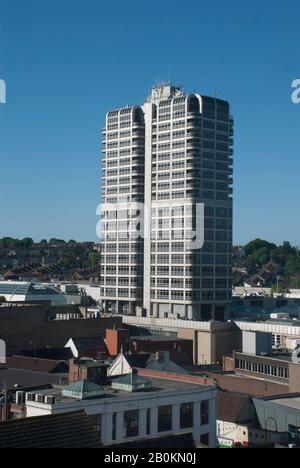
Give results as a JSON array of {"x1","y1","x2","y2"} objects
[
  {"x1": 35, "y1": 394, "x2": 45, "y2": 404},
  {"x1": 26, "y1": 393, "x2": 36, "y2": 402},
  {"x1": 45, "y1": 395, "x2": 56, "y2": 405}
]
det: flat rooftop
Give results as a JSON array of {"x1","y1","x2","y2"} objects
[
  {"x1": 236, "y1": 352, "x2": 293, "y2": 363},
  {"x1": 130, "y1": 335, "x2": 190, "y2": 342},
  {"x1": 266, "y1": 319, "x2": 300, "y2": 327},
  {"x1": 199, "y1": 371, "x2": 288, "y2": 397},
  {"x1": 27, "y1": 375, "x2": 213, "y2": 406}
]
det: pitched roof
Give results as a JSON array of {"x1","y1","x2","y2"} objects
[
  {"x1": 6, "y1": 356, "x2": 68, "y2": 374},
  {"x1": 21, "y1": 348, "x2": 73, "y2": 360},
  {"x1": 124, "y1": 352, "x2": 189, "y2": 372},
  {"x1": 217, "y1": 391, "x2": 250, "y2": 423},
  {"x1": 0, "y1": 367, "x2": 65, "y2": 391},
  {"x1": 0, "y1": 411, "x2": 102, "y2": 448},
  {"x1": 125, "y1": 353, "x2": 151, "y2": 368},
  {"x1": 70, "y1": 337, "x2": 105, "y2": 350}
]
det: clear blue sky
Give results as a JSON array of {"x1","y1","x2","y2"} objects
[{"x1": 0, "y1": 0, "x2": 299, "y2": 245}]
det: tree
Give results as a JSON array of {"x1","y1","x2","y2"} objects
[
  {"x1": 285, "y1": 255, "x2": 300, "y2": 277},
  {"x1": 84, "y1": 252, "x2": 101, "y2": 268},
  {"x1": 21, "y1": 238, "x2": 34, "y2": 249},
  {"x1": 289, "y1": 277, "x2": 300, "y2": 289},
  {"x1": 0, "y1": 296, "x2": 6, "y2": 302},
  {"x1": 49, "y1": 238, "x2": 66, "y2": 245},
  {"x1": 251, "y1": 247, "x2": 271, "y2": 267},
  {"x1": 244, "y1": 239, "x2": 277, "y2": 257}
]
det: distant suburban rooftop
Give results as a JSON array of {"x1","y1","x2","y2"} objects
[{"x1": 0, "y1": 411, "x2": 102, "y2": 448}]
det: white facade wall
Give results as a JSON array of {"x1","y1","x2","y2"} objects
[
  {"x1": 25, "y1": 386, "x2": 217, "y2": 447},
  {"x1": 100, "y1": 85, "x2": 233, "y2": 322}
]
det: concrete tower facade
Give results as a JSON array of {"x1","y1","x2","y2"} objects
[{"x1": 101, "y1": 84, "x2": 233, "y2": 321}]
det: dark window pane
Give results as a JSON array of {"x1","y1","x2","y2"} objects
[
  {"x1": 112, "y1": 413, "x2": 117, "y2": 440},
  {"x1": 124, "y1": 410, "x2": 139, "y2": 438},
  {"x1": 180, "y1": 403, "x2": 193, "y2": 429},
  {"x1": 201, "y1": 400, "x2": 209, "y2": 426},
  {"x1": 89, "y1": 414, "x2": 102, "y2": 434},
  {"x1": 158, "y1": 405, "x2": 172, "y2": 432},
  {"x1": 147, "y1": 408, "x2": 151, "y2": 435}
]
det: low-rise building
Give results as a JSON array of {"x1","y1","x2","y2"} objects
[
  {"x1": 224, "y1": 351, "x2": 300, "y2": 392},
  {"x1": 0, "y1": 302, "x2": 122, "y2": 355},
  {"x1": 123, "y1": 316, "x2": 242, "y2": 365},
  {"x1": 217, "y1": 391, "x2": 289, "y2": 448},
  {"x1": 253, "y1": 394, "x2": 300, "y2": 447},
  {"x1": 20, "y1": 370, "x2": 217, "y2": 447},
  {"x1": 122, "y1": 315, "x2": 300, "y2": 362}
]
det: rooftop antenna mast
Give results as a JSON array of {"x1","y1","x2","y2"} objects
[{"x1": 168, "y1": 65, "x2": 172, "y2": 85}]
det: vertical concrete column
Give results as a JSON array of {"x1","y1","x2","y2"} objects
[
  {"x1": 143, "y1": 102, "x2": 154, "y2": 316},
  {"x1": 193, "y1": 401, "x2": 201, "y2": 444},
  {"x1": 128, "y1": 302, "x2": 135, "y2": 315},
  {"x1": 139, "y1": 408, "x2": 148, "y2": 438},
  {"x1": 103, "y1": 412, "x2": 113, "y2": 446},
  {"x1": 209, "y1": 397, "x2": 217, "y2": 448},
  {"x1": 116, "y1": 411, "x2": 124, "y2": 443},
  {"x1": 187, "y1": 304, "x2": 193, "y2": 320}
]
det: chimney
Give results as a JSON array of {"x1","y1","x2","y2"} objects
[{"x1": 106, "y1": 328, "x2": 130, "y2": 357}]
